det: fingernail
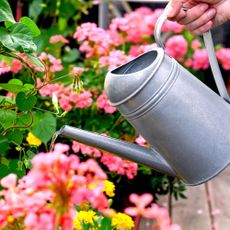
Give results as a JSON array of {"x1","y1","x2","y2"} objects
[{"x1": 207, "y1": 8, "x2": 216, "y2": 17}]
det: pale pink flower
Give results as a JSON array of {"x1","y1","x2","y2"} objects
[
  {"x1": 162, "y1": 20, "x2": 184, "y2": 33},
  {"x1": 191, "y1": 39, "x2": 202, "y2": 49},
  {"x1": 125, "y1": 193, "x2": 153, "y2": 217},
  {"x1": 72, "y1": 141, "x2": 102, "y2": 157},
  {"x1": 128, "y1": 44, "x2": 157, "y2": 57},
  {"x1": 0, "y1": 61, "x2": 11, "y2": 75},
  {"x1": 96, "y1": 92, "x2": 116, "y2": 114},
  {"x1": 0, "y1": 174, "x2": 17, "y2": 189},
  {"x1": 75, "y1": 91, "x2": 93, "y2": 108},
  {"x1": 49, "y1": 35, "x2": 69, "y2": 44},
  {"x1": 192, "y1": 49, "x2": 209, "y2": 70},
  {"x1": 135, "y1": 135, "x2": 147, "y2": 146},
  {"x1": 11, "y1": 59, "x2": 23, "y2": 74},
  {"x1": 216, "y1": 48, "x2": 230, "y2": 70},
  {"x1": 71, "y1": 66, "x2": 88, "y2": 76},
  {"x1": 184, "y1": 58, "x2": 193, "y2": 68},
  {"x1": 165, "y1": 35, "x2": 188, "y2": 61}
]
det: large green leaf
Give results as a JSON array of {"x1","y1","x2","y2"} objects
[
  {"x1": 0, "y1": 79, "x2": 24, "y2": 93},
  {"x1": 16, "y1": 113, "x2": 33, "y2": 127},
  {"x1": 0, "y1": 135, "x2": 9, "y2": 155},
  {"x1": 0, "y1": 23, "x2": 37, "y2": 53},
  {"x1": 32, "y1": 112, "x2": 56, "y2": 144},
  {"x1": 6, "y1": 129, "x2": 23, "y2": 145},
  {"x1": 0, "y1": 0, "x2": 15, "y2": 23},
  {"x1": 0, "y1": 109, "x2": 16, "y2": 129},
  {"x1": 19, "y1": 17, "x2": 41, "y2": 37},
  {"x1": 16, "y1": 92, "x2": 37, "y2": 111}
]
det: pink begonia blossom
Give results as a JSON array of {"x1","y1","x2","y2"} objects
[
  {"x1": 125, "y1": 193, "x2": 181, "y2": 230},
  {"x1": 38, "y1": 78, "x2": 93, "y2": 111},
  {"x1": 165, "y1": 35, "x2": 188, "y2": 61},
  {"x1": 72, "y1": 141, "x2": 102, "y2": 157},
  {"x1": 71, "y1": 66, "x2": 88, "y2": 76},
  {"x1": 100, "y1": 152, "x2": 137, "y2": 179},
  {"x1": 11, "y1": 59, "x2": 23, "y2": 74},
  {"x1": 74, "y1": 22, "x2": 120, "y2": 58},
  {"x1": 216, "y1": 48, "x2": 230, "y2": 70},
  {"x1": 191, "y1": 39, "x2": 202, "y2": 49},
  {"x1": 135, "y1": 135, "x2": 147, "y2": 146},
  {"x1": 96, "y1": 91, "x2": 116, "y2": 114},
  {"x1": 49, "y1": 35, "x2": 69, "y2": 44},
  {"x1": 128, "y1": 44, "x2": 158, "y2": 57},
  {"x1": 0, "y1": 143, "x2": 111, "y2": 229},
  {"x1": 39, "y1": 52, "x2": 63, "y2": 72},
  {"x1": 99, "y1": 50, "x2": 131, "y2": 71},
  {"x1": 0, "y1": 61, "x2": 11, "y2": 75},
  {"x1": 184, "y1": 58, "x2": 193, "y2": 68},
  {"x1": 192, "y1": 49, "x2": 209, "y2": 70}
]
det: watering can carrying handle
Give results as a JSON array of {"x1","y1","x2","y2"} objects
[{"x1": 154, "y1": 11, "x2": 230, "y2": 103}]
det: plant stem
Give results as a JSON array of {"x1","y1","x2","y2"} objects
[{"x1": 133, "y1": 215, "x2": 141, "y2": 230}]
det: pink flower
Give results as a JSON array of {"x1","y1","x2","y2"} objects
[
  {"x1": 128, "y1": 44, "x2": 157, "y2": 57},
  {"x1": 135, "y1": 135, "x2": 147, "y2": 146},
  {"x1": 0, "y1": 61, "x2": 11, "y2": 75},
  {"x1": 191, "y1": 39, "x2": 202, "y2": 49},
  {"x1": 72, "y1": 141, "x2": 101, "y2": 157},
  {"x1": 216, "y1": 48, "x2": 230, "y2": 70},
  {"x1": 125, "y1": 193, "x2": 153, "y2": 217},
  {"x1": 99, "y1": 50, "x2": 130, "y2": 71},
  {"x1": 165, "y1": 35, "x2": 188, "y2": 61},
  {"x1": 0, "y1": 174, "x2": 17, "y2": 190},
  {"x1": 96, "y1": 92, "x2": 116, "y2": 114},
  {"x1": 71, "y1": 67, "x2": 88, "y2": 76},
  {"x1": 184, "y1": 58, "x2": 193, "y2": 68},
  {"x1": 192, "y1": 49, "x2": 209, "y2": 70},
  {"x1": 49, "y1": 35, "x2": 69, "y2": 44},
  {"x1": 11, "y1": 59, "x2": 23, "y2": 74}
]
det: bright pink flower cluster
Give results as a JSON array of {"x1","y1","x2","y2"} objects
[
  {"x1": 128, "y1": 44, "x2": 158, "y2": 57},
  {"x1": 38, "y1": 79, "x2": 93, "y2": 111},
  {"x1": 49, "y1": 35, "x2": 69, "y2": 44},
  {"x1": 216, "y1": 48, "x2": 230, "y2": 70},
  {"x1": 74, "y1": 22, "x2": 122, "y2": 58},
  {"x1": 0, "y1": 143, "x2": 109, "y2": 230},
  {"x1": 165, "y1": 35, "x2": 188, "y2": 61},
  {"x1": 101, "y1": 152, "x2": 138, "y2": 179},
  {"x1": 72, "y1": 141, "x2": 101, "y2": 157},
  {"x1": 39, "y1": 52, "x2": 63, "y2": 73},
  {"x1": 125, "y1": 193, "x2": 181, "y2": 230},
  {"x1": 192, "y1": 49, "x2": 209, "y2": 70},
  {"x1": 110, "y1": 7, "x2": 156, "y2": 43},
  {"x1": 99, "y1": 50, "x2": 131, "y2": 70},
  {"x1": 96, "y1": 91, "x2": 116, "y2": 114},
  {"x1": 0, "y1": 59, "x2": 23, "y2": 75}
]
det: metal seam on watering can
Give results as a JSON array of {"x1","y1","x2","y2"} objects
[{"x1": 123, "y1": 59, "x2": 179, "y2": 120}]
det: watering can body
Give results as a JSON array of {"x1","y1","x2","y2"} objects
[{"x1": 104, "y1": 48, "x2": 230, "y2": 185}]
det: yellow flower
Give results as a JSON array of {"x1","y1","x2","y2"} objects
[
  {"x1": 77, "y1": 210, "x2": 98, "y2": 225},
  {"x1": 26, "y1": 132, "x2": 42, "y2": 146},
  {"x1": 104, "y1": 180, "x2": 115, "y2": 197},
  {"x1": 7, "y1": 215, "x2": 14, "y2": 223},
  {"x1": 74, "y1": 218, "x2": 82, "y2": 230},
  {"x1": 112, "y1": 212, "x2": 134, "y2": 230}
]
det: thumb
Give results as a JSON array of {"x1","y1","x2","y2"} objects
[{"x1": 165, "y1": 0, "x2": 183, "y2": 18}]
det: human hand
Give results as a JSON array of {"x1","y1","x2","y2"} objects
[{"x1": 166, "y1": 0, "x2": 230, "y2": 34}]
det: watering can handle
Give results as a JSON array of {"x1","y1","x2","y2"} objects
[{"x1": 154, "y1": 11, "x2": 230, "y2": 103}]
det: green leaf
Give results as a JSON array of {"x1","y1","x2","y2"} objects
[
  {"x1": 8, "y1": 79, "x2": 23, "y2": 86},
  {"x1": 16, "y1": 113, "x2": 33, "y2": 127},
  {"x1": 0, "y1": 0, "x2": 15, "y2": 23},
  {"x1": 0, "y1": 135, "x2": 9, "y2": 155},
  {"x1": 9, "y1": 159, "x2": 26, "y2": 178},
  {"x1": 6, "y1": 129, "x2": 23, "y2": 145},
  {"x1": 32, "y1": 112, "x2": 56, "y2": 144},
  {"x1": 0, "y1": 164, "x2": 11, "y2": 179},
  {"x1": 62, "y1": 48, "x2": 79, "y2": 63},
  {"x1": 0, "y1": 23, "x2": 37, "y2": 53},
  {"x1": 26, "y1": 54, "x2": 45, "y2": 71},
  {"x1": 0, "y1": 110, "x2": 16, "y2": 129},
  {"x1": 16, "y1": 92, "x2": 37, "y2": 111},
  {"x1": 19, "y1": 17, "x2": 41, "y2": 37},
  {"x1": 58, "y1": 17, "x2": 67, "y2": 31},
  {"x1": 0, "y1": 83, "x2": 24, "y2": 93}
]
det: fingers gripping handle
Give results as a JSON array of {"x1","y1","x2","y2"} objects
[{"x1": 154, "y1": 11, "x2": 230, "y2": 103}]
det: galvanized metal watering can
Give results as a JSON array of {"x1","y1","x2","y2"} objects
[{"x1": 59, "y1": 11, "x2": 230, "y2": 186}]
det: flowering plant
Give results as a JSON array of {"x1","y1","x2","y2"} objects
[{"x1": 1, "y1": 0, "x2": 230, "y2": 229}]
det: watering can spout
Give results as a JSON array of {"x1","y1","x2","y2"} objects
[{"x1": 59, "y1": 125, "x2": 176, "y2": 177}]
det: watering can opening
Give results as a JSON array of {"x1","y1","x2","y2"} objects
[{"x1": 111, "y1": 50, "x2": 158, "y2": 75}]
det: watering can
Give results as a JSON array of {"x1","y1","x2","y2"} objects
[{"x1": 59, "y1": 11, "x2": 230, "y2": 186}]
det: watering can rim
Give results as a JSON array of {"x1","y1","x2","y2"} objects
[{"x1": 105, "y1": 48, "x2": 165, "y2": 106}]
